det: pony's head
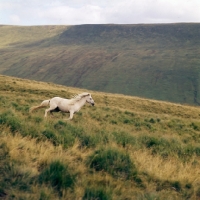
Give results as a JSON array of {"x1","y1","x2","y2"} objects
[
  {"x1": 85, "y1": 93, "x2": 95, "y2": 106},
  {"x1": 72, "y1": 93, "x2": 95, "y2": 106}
]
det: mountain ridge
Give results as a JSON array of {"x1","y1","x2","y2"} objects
[{"x1": 0, "y1": 23, "x2": 200, "y2": 105}]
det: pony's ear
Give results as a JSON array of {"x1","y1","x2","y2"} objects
[{"x1": 81, "y1": 93, "x2": 90, "y2": 97}]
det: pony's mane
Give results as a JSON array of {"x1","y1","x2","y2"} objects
[{"x1": 69, "y1": 93, "x2": 90, "y2": 104}]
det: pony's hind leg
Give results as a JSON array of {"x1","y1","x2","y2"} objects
[
  {"x1": 44, "y1": 104, "x2": 57, "y2": 118},
  {"x1": 49, "y1": 111, "x2": 55, "y2": 118}
]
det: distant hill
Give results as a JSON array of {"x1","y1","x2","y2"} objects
[{"x1": 0, "y1": 24, "x2": 200, "y2": 105}]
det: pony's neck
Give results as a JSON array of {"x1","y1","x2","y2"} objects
[
  {"x1": 78, "y1": 97, "x2": 87, "y2": 108},
  {"x1": 80, "y1": 98, "x2": 86, "y2": 107}
]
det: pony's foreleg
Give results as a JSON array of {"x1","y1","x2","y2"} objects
[{"x1": 65, "y1": 111, "x2": 74, "y2": 120}]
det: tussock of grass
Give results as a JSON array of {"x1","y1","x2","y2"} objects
[
  {"x1": 83, "y1": 186, "x2": 112, "y2": 200},
  {"x1": 38, "y1": 160, "x2": 76, "y2": 196},
  {"x1": 0, "y1": 75, "x2": 200, "y2": 199},
  {"x1": 87, "y1": 147, "x2": 137, "y2": 180}
]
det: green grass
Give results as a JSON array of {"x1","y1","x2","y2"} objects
[
  {"x1": 38, "y1": 160, "x2": 76, "y2": 196},
  {"x1": 0, "y1": 75, "x2": 200, "y2": 199},
  {"x1": 83, "y1": 186, "x2": 112, "y2": 200},
  {"x1": 87, "y1": 147, "x2": 137, "y2": 180}
]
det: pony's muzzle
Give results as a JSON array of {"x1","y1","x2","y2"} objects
[{"x1": 91, "y1": 103, "x2": 95, "y2": 106}]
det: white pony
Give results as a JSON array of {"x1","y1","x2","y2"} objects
[{"x1": 30, "y1": 92, "x2": 95, "y2": 120}]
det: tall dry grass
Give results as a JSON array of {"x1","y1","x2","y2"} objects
[{"x1": 1, "y1": 75, "x2": 200, "y2": 199}]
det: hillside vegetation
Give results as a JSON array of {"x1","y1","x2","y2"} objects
[
  {"x1": 1, "y1": 75, "x2": 200, "y2": 199},
  {"x1": 0, "y1": 24, "x2": 200, "y2": 105}
]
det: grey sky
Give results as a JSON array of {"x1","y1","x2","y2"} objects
[{"x1": 1, "y1": 0, "x2": 200, "y2": 25}]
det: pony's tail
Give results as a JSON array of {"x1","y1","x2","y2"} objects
[{"x1": 29, "y1": 100, "x2": 50, "y2": 113}]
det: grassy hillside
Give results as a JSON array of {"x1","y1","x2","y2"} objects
[
  {"x1": 1, "y1": 75, "x2": 200, "y2": 199},
  {"x1": 0, "y1": 24, "x2": 200, "y2": 105}
]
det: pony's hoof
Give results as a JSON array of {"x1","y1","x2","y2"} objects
[{"x1": 64, "y1": 118, "x2": 71, "y2": 121}]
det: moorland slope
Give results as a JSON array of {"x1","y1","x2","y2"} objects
[
  {"x1": 0, "y1": 75, "x2": 200, "y2": 199},
  {"x1": 0, "y1": 24, "x2": 200, "y2": 105}
]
